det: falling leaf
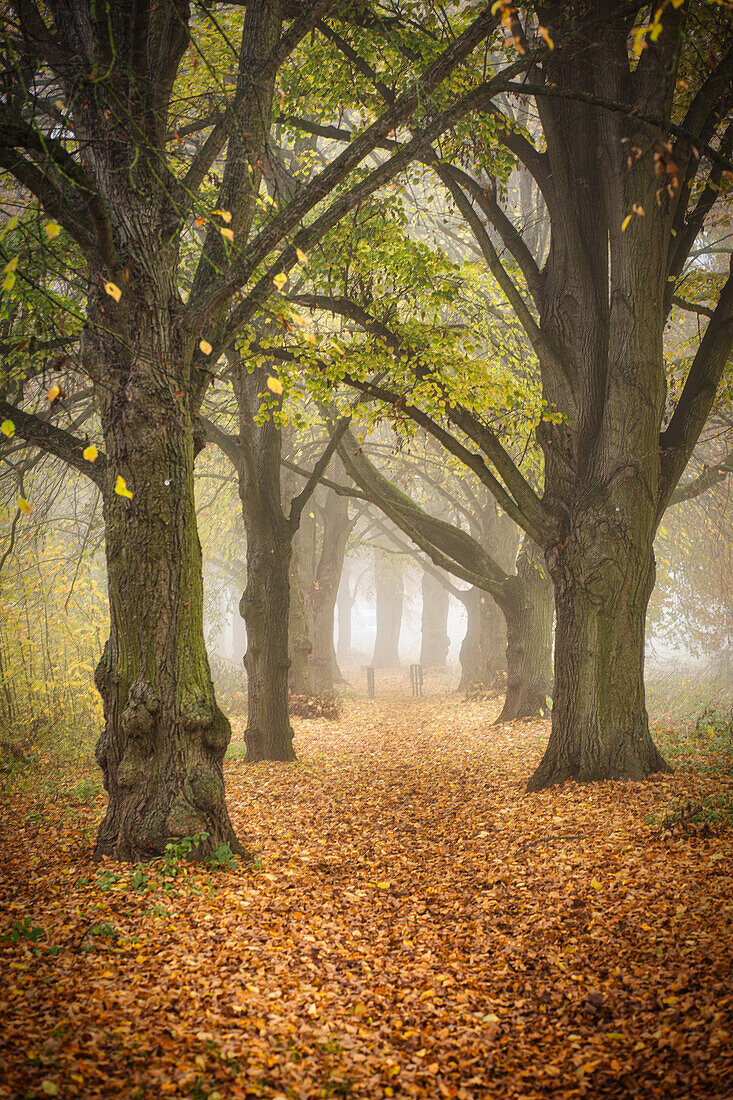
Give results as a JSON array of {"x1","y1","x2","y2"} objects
[
  {"x1": 212, "y1": 209, "x2": 232, "y2": 224},
  {"x1": 103, "y1": 280, "x2": 122, "y2": 302},
  {"x1": 272, "y1": 272, "x2": 287, "y2": 290},
  {"x1": 220, "y1": 227, "x2": 234, "y2": 242},
  {"x1": 621, "y1": 215, "x2": 632, "y2": 232},
  {"x1": 17, "y1": 497, "x2": 32, "y2": 515},
  {"x1": 267, "y1": 376, "x2": 284, "y2": 395},
  {"x1": 44, "y1": 221, "x2": 61, "y2": 240},
  {"x1": 114, "y1": 475, "x2": 133, "y2": 499},
  {"x1": 1, "y1": 419, "x2": 15, "y2": 438},
  {"x1": 199, "y1": 339, "x2": 213, "y2": 355},
  {"x1": 539, "y1": 26, "x2": 554, "y2": 48},
  {"x1": 194, "y1": 216, "x2": 206, "y2": 227},
  {"x1": 296, "y1": 248, "x2": 308, "y2": 264},
  {"x1": 83, "y1": 445, "x2": 98, "y2": 462},
  {"x1": 47, "y1": 385, "x2": 61, "y2": 404}
]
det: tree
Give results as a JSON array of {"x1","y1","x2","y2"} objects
[
  {"x1": 300, "y1": 3, "x2": 733, "y2": 785},
  {"x1": 0, "y1": 0, "x2": 522, "y2": 849}
]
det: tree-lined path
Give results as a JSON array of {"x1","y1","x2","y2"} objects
[{"x1": 1, "y1": 695, "x2": 731, "y2": 1099}]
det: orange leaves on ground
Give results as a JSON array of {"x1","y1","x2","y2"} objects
[{"x1": 0, "y1": 689, "x2": 731, "y2": 1098}]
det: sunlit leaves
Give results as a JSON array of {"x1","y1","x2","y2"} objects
[
  {"x1": 267, "y1": 375, "x2": 284, "y2": 395},
  {"x1": 17, "y1": 497, "x2": 32, "y2": 515},
  {"x1": 114, "y1": 475, "x2": 133, "y2": 499},
  {"x1": 272, "y1": 273, "x2": 287, "y2": 290}
]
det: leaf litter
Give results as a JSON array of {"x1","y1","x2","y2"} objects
[{"x1": 0, "y1": 694, "x2": 731, "y2": 1099}]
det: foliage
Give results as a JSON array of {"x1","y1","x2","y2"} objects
[
  {"x1": 1, "y1": 695, "x2": 731, "y2": 1097},
  {"x1": 289, "y1": 692, "x2": 344, "y2": 721}
]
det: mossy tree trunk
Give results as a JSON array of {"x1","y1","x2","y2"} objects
[{"x1": 91, "y1": 285, "x2": 240, "y2": 861}]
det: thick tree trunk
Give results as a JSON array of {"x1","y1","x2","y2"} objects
[
  {"x1": 309, "y1": 489, "x2": 350, "y2": 694},
  {"x1": 495, "y1": 545, "x2": 554, "y2": 722},
  {"x1": 93, "y1": 342, "x2": 241, "y2": 861},
  {"x1": 419, "y1": 570, "x2": 450, "y2": 667},
  {"x1": 242, "y1": 528, "x2": 296, "y2": 762},
  {"x1": 528, "y1": 526, "x2": 670, "y2": 790},
  {"x1": 458, "y1": 588, "x2": 506, "y2": 691},
  {"x1": 372, "y1": 554, "x2": 403, "y2": 667}
]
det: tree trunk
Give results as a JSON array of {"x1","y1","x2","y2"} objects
[
  {"x1": 495, "y1": 543, "x2": 554, "y2": 722},
  {"x1": 419, "y1": 570, "x2": 450, "y2": 667},
  {"x1": 93, "y1": 331, "x2": 241, "y2": 861},
  {"x1": 309, "y1": 489, "x2": 350, "y2": 694},
  {"x1": 528, "y1": 523, "x2": 670, "y2": 790},
  {"x1": 288, "y1": 544, "x2": 312, "y2": 695},
  {"x1": 241, "y1": 531, "x2": 296, "y2": 762},
  {"x1": 458, "y1": 588, "x2": 506, "y2": 691},
  {"x1": 372, "y1": 554, "x2": 403, "y2": 668},
  {"x1": 337, "y1": 563, "x2": 355, "y2": 663}
]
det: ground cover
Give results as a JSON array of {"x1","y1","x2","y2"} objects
[{"x1": 0, "y1": 691, "x2": 731, "y2": 1099}]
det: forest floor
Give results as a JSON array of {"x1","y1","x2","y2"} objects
[{"x1": 1, "y1": 682, "x2": 732, "y2": 1099}]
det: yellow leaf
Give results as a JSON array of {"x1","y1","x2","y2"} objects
[
  {"x1": 115, "y1": 475, "x2": 133, "y2": 499},
  {"x1": 3, "y1": 256, "x2": 18, "y2": 274},
  {"x1": 3, "y1": 272, "x2": 15, "y2": 291},
  {"x1": 376, "y1": 881, "x2": 390, "y2": 889},
  {"x1": 83, "y1": 445, "x2": 98, "y2": 463},
  {"x1": 662, "y1": 995, "x2": 678, "y2": 1005},
  {"x1": 621, "y1": 215, "x2": 632, "y2": 232},
  {"x1": 296, "y1": 247, "x2": 308, "y2": 263},
  {"x1": 539, "y1": 26, "x2": 554, "y2": 49},
  {"x1": 212, "y1": 209, "x2": 232, "y2": 224},
  {"x1": 590, "y1": 878, "x2": 602, "y2": 890},
  {"x1": 199, "y1": 339, "x2": 213, "y2": 355},
  {"x1": 41, "y1": 1083, "x2": 59, "y2": 1097},
  {"x1": 18, "y1": 497, "x2": 32, "y2": 515},
  {"x1": 47, "y1": 385, "x2": 61, "y2": 403},
  {"x1": 302, "y1": 332, "x2": 316, "y2": 345},
  {"x1": 1, "y1": 419, "x2": 15, "y2": 438},
  {"x1": 267, "y1": 376, "x2": 283, "y2": 395},
  {"x1": 103, "y1": 280, "x2": 122, "y2": 302},
  {"x1": 272, "y1": 272, "x2": 287, "y2": 290},
  {"x1": 44, "y1": 221, "x2": 61, "y2": 240},
  {"x1": 220, "y1": 227, "x2": 234, "y2": 242}
]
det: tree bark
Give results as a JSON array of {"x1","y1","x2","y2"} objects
[
  {"x1": 528, "y1": 521, "x2": 670, "y2": 790},
  {"x1": 337, "y1": 562, "x2": 355, "y2": 663},
  {"x1": 372, "y1": 553, "x2": 403, "y2": 667},
  {"x1": 458, "y1": 588, "x2": 506, "y2": 691},
  {"x1": 288, "y1": 541, "x2": 312, "y2": 695},
  {"x1": 495, "y1": 542, "x2": 554, "y2": 722},
  {"x1": 309, "y1": 489, "x2": 351, "y2": 693},
  {"x1": 92, "y1": 317, "x2": 241, "y2": 861},
  {"x1": 419, "y1": 569, "x2": 450, "y2": 668}
]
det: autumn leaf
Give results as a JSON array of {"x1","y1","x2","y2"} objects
[
  {"x1": 539, "y1": 26, "x2": 554, "y2": 48},
  {"x1": 199, "y1": 339, "x2": 213, "y2": 355},
  {"x1": 296, "y1": 248, "x2": 308, "y2": 264},
  {"x1": 83, "y1": 445, "x2": 99, "y2": 462},
  {"x1": 267, "y1": 376, "x2": 284, "y2": 395},
  {"x1": 103, "y1": 280, "x2": 122, "y2": 302},
  {"x1": 47, "y1": 385, "x2": 61, "y2": 404},
  {"x1": 114, "y1": 475, "x2": 133, "y2": 499},
  {"x1": 1, "y1": 419, "x2": 15, "y2": 438},
  {"x1": 44, "y1": 221, "x2": 61, "y2": 240},
  {"x1": 212, "y1": 209, "x2": 232, "y2": 224},
  {"x1": 17, "y1": 496, "x2": 32, "y2": 515},
  {"x1": 621, "y1": 214, "x2": 632, "y2": 232},
  {"x1": 220, "y1": 227, "x2": 234, "y2": 242},
  {"x1": 273, "y1": 272, "x2": 287, "y2": 290}
]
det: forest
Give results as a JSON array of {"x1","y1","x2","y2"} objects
[{"x1": 0, "y1": 0, "x2": 732, "y2": 1096}]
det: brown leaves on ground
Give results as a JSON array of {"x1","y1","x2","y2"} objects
[{"x1": 0, "y1": 695, "x2": 731, "y2": 1099}]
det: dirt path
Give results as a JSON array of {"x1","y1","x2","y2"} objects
[{"x1": 1, "y1": 696, "x2": 731, "y2": 1098}]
